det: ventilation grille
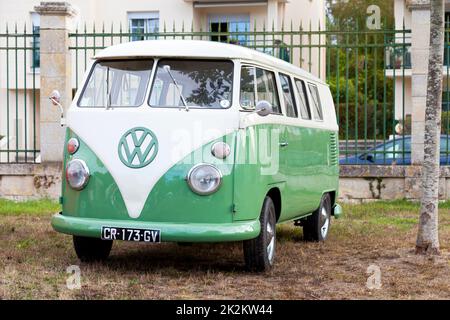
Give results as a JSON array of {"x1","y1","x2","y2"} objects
[{"x1": 330, "y1": 132, "x2": 338, "y2": 166}]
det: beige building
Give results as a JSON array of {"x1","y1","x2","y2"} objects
[
  {"x1": 0, "y1": 0, "x2": 326, "y2": 163},
  {"x1": 388, "y1": 0, "x2": 450, "y2": 165},
  {"x1": 390, "y1": 0, "x2": 450, "y2": 121},
  {"x1": 1, "y1": 0, "x2": 325, "y2": 32}
]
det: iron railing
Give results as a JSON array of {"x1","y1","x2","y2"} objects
[
  {"x1": 0, "y1": 24, "x2": 40, "y2": 163},
  {"x1": 3, "y1": 21, "x2": 450, "y2": 165}
]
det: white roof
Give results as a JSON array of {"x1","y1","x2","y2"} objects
[{"x1": 94, "y1": 40, "x2": 324, "y2": 84}]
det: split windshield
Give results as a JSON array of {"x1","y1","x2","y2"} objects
[
  {"x1": 78, "y1": 60, "x2": 154, "y2": 107},
  {"x1": 78, "y1": 59, "x2": 234, "y2": 109},
  {"x1": 149, "y1": 59, "x2": 233, "y2": 109}
]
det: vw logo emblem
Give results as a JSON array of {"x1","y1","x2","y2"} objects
[{"x1": 118, "y1": 127, "x2": 158, "y2": 168}]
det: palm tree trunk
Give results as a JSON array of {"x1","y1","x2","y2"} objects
[{"x1": 416, "y1": 0, "x2": 444, "y2": 255}]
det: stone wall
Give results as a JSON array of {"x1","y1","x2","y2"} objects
[
  {"x1": 2, "y1": 163, "x2": 450, "y2": 203},
  {"x1": 339, "y1": 165, "x2": 450, "y2": 203},
  {"x1": 0, "y1": 163, "x2": 62, "y2": 200}
]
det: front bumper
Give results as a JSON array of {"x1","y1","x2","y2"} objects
[{"x1": 51, "y1": 213, "x2": 260, "y2": 242}]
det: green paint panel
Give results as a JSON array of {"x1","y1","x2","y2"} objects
[
  {"x1": 233, "y1": 123, "x2": 339, "y2": 222},
  {"x1": 52, "y1": 213, "x2": 260, "y2": 242},
  {"x1": 58, "y1": 124, "x2": 339, "y2": 242},
  {"x1": 62, "y1": 131, "x2": 129, "y2": 221}
]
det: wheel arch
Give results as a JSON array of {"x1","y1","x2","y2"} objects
[
  {"x1": 327, "y1": 190, "x2": 337, "y2": 207},
  {"x1": 266, "y1": 187, "x2": 282, "y2": 222}
]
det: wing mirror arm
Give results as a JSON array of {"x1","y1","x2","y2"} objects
[{"x1": 49, "y1": 90, "x2": 66, "y2": 126}]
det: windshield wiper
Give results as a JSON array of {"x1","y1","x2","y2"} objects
[{"x1": 163, "y1": 65, "x2": 189, "y2": 111}]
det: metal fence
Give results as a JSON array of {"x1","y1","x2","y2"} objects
[
  {"x1": 3, "y1": 21, "x2": 449, "y2": 165},
  {"x1": 0, "y1": 25, "x2": 40, "y2": 163}
]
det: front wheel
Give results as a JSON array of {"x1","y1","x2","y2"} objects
[
  {"x1": 243, "y1": 196, "x2": 276, "y2": 272},
  {"x1": 73, "y1": 236, "x2": 113, "y2": 262},
  {"x1": 303, "y1": 194, "x2": 332, "y2": 241}
]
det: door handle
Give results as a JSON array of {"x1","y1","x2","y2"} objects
[{"x1": 279, "y1": 142, "x2": 289, "y2": 147}]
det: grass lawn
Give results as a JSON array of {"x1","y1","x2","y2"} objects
[{"x1": 0, "y1": 199, "x2": 449, "y2": 299}]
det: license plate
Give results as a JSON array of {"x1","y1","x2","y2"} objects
[{"x1": 101, "y1": 226, "x2": 161, "y2": 243}]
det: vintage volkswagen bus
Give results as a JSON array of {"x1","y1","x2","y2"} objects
[{"x1": 51, "y1": 40, "x2": 342, "y2": 271}]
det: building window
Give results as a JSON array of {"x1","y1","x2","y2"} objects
[
  {"x1": 128, "y1": 12, "x2": 159, "y2": 41},
  {"x1": 31, "y1": 12, "x2": 40, "y2": 69},
  {"x1": 209, "y1": 14, "x2": 250, "y2": 45}
]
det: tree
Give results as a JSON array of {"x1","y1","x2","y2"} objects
[
  {"x1": 416, "y1": 0, "x2": 444, "y2": 255},
  {"x1": 326, "y1": 0, "x2": 396, "y2": 140},
  {"x1": 327, "y1": 0, "x2": 394, "y2": 29}
]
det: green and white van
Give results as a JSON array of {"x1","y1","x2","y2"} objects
[{"x1": 51, "y1": 40, "x2": 342, "y2": 271}]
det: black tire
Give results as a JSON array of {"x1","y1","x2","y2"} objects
[
  {"x1": 243, "y1": 196, "x2": 277, "y2": 272},
  {"x1": 73, "y1": 236, "x2": 113, "y2": 262},
  {"x1": 303, "y1": 193, "x2": 331, "y2": 241},
  {"x1": 177, "y1": 242, "x2": 193, "y2": 247}
]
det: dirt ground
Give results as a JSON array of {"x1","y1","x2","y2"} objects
[{"x1": 0, "y1": 201, "x2": 449, "y2": 299}]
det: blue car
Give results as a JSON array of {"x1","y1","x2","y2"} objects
[{"x1": 340, "y1": 135, "x2": 450, "y2": 165}]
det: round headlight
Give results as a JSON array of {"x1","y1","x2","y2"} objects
[
  {"x1": 211, "y1": 142, "x2": 231, "y2": 159},
  {"x1": 187, "y1": 163, "x2": 222, "y2": 195},
  {"x1": 67, "y1": 138, "x2": 80, "y2": 155},
  {"x1": 66, "y1": 159, "x2": 90, "y2": 190}
]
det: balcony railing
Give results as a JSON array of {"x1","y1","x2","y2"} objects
[{"x1": 385, "y1": 38, "x2": 411, "y2": 69}]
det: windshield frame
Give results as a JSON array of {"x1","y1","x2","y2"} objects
[
  {"x1": 147, "y1": 58, "x2": 235, "y2": 110},
  {"x1": 77, "y1": 58, "x2": 154, "y2": 108}
]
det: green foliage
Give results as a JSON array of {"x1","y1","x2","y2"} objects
[
  {"x1": 327, "y1": 0, "x2": 395, "y2": 29},
  {"x1": 442, "y1": 111, "x2": 450, "y2": 134},
  {"x1": 336, "y1": 103, "x2": 395, "y2": 140},
  {"x1": 326, "y1": 0, "x2": 397, "y2": 140}
]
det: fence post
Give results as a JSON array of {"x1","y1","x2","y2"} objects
[
  {"x1": 407, "y1": 0, "x2": 430, "y2": 198},
  {"x1": 35, "y1": 2, "x2": 77, "y2": 162}
]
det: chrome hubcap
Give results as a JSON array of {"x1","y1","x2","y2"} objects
[
  {"x1": 266, "y1": 221, "x2": 275, "y2": 264},
  {"x1": 320, "y1": 207, "x2": 329, "y2": 238}
]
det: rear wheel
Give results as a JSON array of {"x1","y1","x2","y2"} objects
[
  {"x1": 303, "y1": 194, "x2": 331, "y2": 241},
  {"x1": 177, "y1": 242, "x2": 193, "y2": 247},
  {"x1": 73, "y1": 236, "x2": 113, "y2": 262},
  {"x1": 243, "y1": 197, "x2": 276, "y2": 272}
]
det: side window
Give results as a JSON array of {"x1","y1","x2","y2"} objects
[
  {"x1": 294, "y1": 79, "x2": 311, "y2": 120},
  {"x1": 279, "y1": 73, "x2": 298, "y2": 118},
  {"x1": 255, "y1": 68, "x2": 281, "y2": 114},
  {"x1": 239, "y1": 66, "x2": 281, "y2": 114},
  {"x1": 308, "y1": 83, "x2": 323, "y2": 120},
  {"x1": 240, "y1": 66, "x2": 256, "y2": 109}
]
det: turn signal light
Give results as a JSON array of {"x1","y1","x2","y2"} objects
[{"x1": 67, "y1": 138, "x2": 79, "y2": 155}]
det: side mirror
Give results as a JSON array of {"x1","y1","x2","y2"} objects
[
  {"x1": 49, "y1": 90, "x2": 65, "y2": 126},
  {"x1": 49, "y1": 90, "x2": 61, "y2": 105},
  {"x1": 255, "y1": 100, "x2": 272, "y2": 117}
]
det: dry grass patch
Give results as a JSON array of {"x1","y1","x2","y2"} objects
[{"x1": 0, "y1": 199, "x2": 449, "y2": 299}]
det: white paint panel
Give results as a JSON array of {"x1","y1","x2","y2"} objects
[
  {"x1": 94, "y1": 40, "x2": 324, "y2": 85},
  {"x1": 67, "y1": 107, "x2": 239, "y2": 218}
]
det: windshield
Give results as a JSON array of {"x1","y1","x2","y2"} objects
[
  {"x1": 149, "y1": 59, "x2": 233, "y2": 109},
  {"x1": 373, "y1": 139, "x2": 411, "y2": 159},
  {"x1": 78, "y1": 60, "x2": 153, "y2": 107}
]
